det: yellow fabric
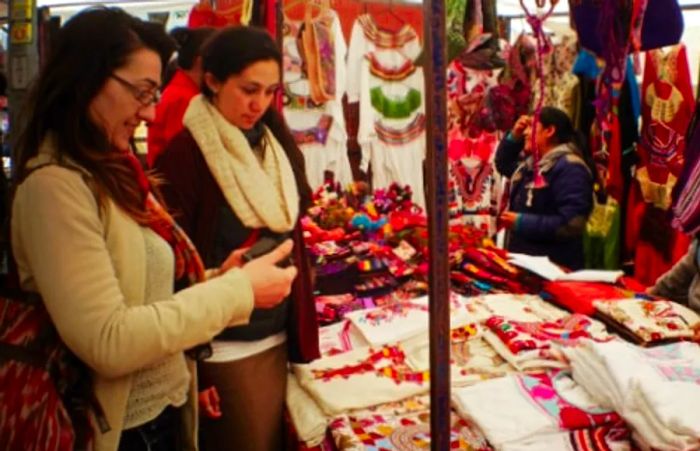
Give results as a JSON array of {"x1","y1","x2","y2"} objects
[
  {"x1": 645, "y1": 83, "x2": 684, "y2": 123},
  {"x1": 11, "y1": 139, "x2": 255, "y2": 451},
  {"x1": 635, "y1": 166, "x2": 676, "y2": 210},
  {"x1": 586, "y1": 195, "x2": 619, "y2": 237}
]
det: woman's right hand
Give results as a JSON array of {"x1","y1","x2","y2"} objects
[
  {"x1": 511, "y1": 115, "x2": 532, "y2": 140},
  {"x1": 241, "y1": 239, "x2": 298, "y2": 309}
]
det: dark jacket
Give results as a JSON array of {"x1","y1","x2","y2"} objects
[
  {"x1": 495, "y1": 135, "x2": 593, "y2": 270},
  {"x1": 154, "y1": 129, "x2": 319, "y2": 363}
]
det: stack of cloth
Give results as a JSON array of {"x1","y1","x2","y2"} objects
[
  {"x1": 593, "y1": 298, "x2": 700, "y2": 346},
  {"x1": 452, "y1": 370, "x2": 630, "y2": 450},
  {"x1": 482, "y1": 313, "x2": 613, "y2": 372},
  {"x1": 328, "y1": 395, "x2": 492, "y2": 450},
  {"x1": 564, "y1": 339, "x2": 700, "y2": 450}
]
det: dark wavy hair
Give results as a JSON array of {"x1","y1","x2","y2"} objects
[
  {"x1": 13, "y1": 7, "x2": 175, "y2": 224},
  {"x1": 200, "y1": 25, "x2": 312, "y2": 210},
  {"x1": 170, "y1": 26, "x2": 215, "y2": 70}
]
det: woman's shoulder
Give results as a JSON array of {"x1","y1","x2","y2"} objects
[{"x1": 157, "y1": 129, "x2": 201, "y2": 164}]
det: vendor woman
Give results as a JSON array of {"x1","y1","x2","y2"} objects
[{"x1": 495, "y1": 106, "x2": 595, "y2": 270}]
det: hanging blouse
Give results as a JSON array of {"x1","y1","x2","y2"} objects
[
  {"x1": 447, "y1": 129, "x2": 501, "y2": 235},
  {"x1": 627, "y1": 44, "x2": 695, "y2": 286},
  {"x1": 347, "y1": 14, "x2": 422, "y2": 104},
  {"x1": 283, "y1": 9, "x2": 352, "y2": 190}
]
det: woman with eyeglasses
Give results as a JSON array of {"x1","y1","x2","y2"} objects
[
  {"x1": 9, "y1": 8, "x2": 297, "y2": 451},
  {"x1": 154, "y1": 26, "x2": 319, "y2": 451}
]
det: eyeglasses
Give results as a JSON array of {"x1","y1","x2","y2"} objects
[{"x1": 110, "y1": 74, "x2": 161, "y2": 106}]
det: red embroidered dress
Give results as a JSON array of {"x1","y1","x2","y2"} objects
[{"x1": 627, "y1": 44, "x2": 694, "y2": 286}]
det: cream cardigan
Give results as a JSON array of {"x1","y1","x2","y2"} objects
[{"x1": 11, "y1": 148, "x2": 255, "y2": 451}]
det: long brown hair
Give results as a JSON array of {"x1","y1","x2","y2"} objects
[
  {"x1": 13, "y1": 7, "x2": 175, "y2": 224},
  {"x1": 199, "y1": 25, "x2": 313, "y2": 211}
]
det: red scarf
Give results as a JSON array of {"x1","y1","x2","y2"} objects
[{"x1": 123, "y1": 152, "x2": 206, "y2": 285}]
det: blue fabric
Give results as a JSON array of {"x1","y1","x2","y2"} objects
[{"x1": 495, "y1": 138, "x2": 594, "y2": 270}]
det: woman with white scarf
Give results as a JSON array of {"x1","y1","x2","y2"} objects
[
  {"x1": 154, "y1": 26, "x2": 318, "y2": 451},
  {"x1": 495, "y1": 106, "x2": 595, "y2": 270}
]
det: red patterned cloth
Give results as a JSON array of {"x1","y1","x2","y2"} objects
[
  {"x1": 123, "y1": 152, "x2": 206, "y2": 284},
  {"x1": 542, "y1": 281, "x2": 635, "y2": 315}
]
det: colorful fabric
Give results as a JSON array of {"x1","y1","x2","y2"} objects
[
  {"x1": 345, "y1": 295, "x2": 471, "y2": 347},
  {"x1": 367, "y1": 51, "x2": 416, "y2": 81},
  {"x1": 293, "y1": 344, "x2": 430, "y2": 415},
  {"x1": 452, "y1": 371, "x2": 620, "y2": 449},
  {"x1": 291, "y1": 114, "x2": 334, "y2": 146},
  {"x1": 564, "y1": 339, "x2": 700, "y2": 450},
  {"x1": 301, "y1": 12, "x2": 337, "y2": 104},
  {"x1": 628, "y1": 44, "x2": 695, "y2": 286},
  {"x1": 356, "y1": 14, "x2": 419, "y2": 49},
  {"x1": 483, "y1": 314, "x2": 611, "y2": 371},
  {"x1": 593, "y1": 298, "x2": 699, "y2": 345},
  {"x1": 329, "y1": 408, "x2": 491, "y2": 450},
  {"x1": 124, "y1": 152, "x2": 206, "y2": 284},
  {"x1": 447, "y1": 130, "x2": 501, "y2": 234},
  {"x1": 542, "y1": 281, "x2": 633, "y2": 316},
  {"x1": 374, "y1": 113, "x2": 425, "y2": 145},
  {"x1": 370, "y1": 85, "x2": 422, "y2": 119}
]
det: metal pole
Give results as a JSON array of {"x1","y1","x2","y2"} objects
[
  {"x1": 7, "y1": 0, "x2": 39, "y2": 171},
  {"x1": 423, "y1": 0, "x2": 449, "y2": 447}
]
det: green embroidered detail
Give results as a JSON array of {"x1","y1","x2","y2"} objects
[{"x1": 370, "y1": 86, "x2": 422, "y2": 119}]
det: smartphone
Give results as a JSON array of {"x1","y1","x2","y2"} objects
[{"x1": 242, "y1": 236, "x2": 292, "y2": 267}]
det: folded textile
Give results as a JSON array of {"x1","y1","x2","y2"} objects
[
  {"x1": 594, "y1": 299, "x2": 700, "y2": 345},
  {"x1": 318, "y1": 320, "x2": 368, "y2": 357},
  {"x1": 542, "y1": 281, "x2": 634, "y2": 315},
  {"x1": 482, "y1": 314, "x2": 612, "y2": 371},
  {"x1": 498, "y1": 424, "x2": 632, "y2": 451},
  {"x1": 624, "y1": 380, "x2": 700, "y2": 450},
  {"x1": 463, "y1": 293, "x2": 568, "y2": 324},
  {"x1": 329, "y1": 406, "x2": 491, "y2": 451},
  {"x1": 294, "y1": 344, "x2": 429, "y2": 415},
  {"x1": 402, "y1": 331, "x2": 514, "y2": 387},
  {"x1": 452, "y1": 371, "x2": 620, "y2": 449},
  {"x1": 564, "y1": 340, "x2": 700, "y2": 450},
  {"x1": 346, "y1": 295, "x2": 472, "y2": 346},
  {"x1": 286, "y1": 372, "x2": 329, "y2": 447}
]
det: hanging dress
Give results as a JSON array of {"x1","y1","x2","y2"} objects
[{"x1": 627, "y1": 44, "x2": 694, "y2": 286}]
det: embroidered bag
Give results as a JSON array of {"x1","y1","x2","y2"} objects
[
  {"x1": 0, "y1": 281, "x2": 108, "y2": 451},
  {"x1": 0, "y1": 164, "x2": 108, "y2": 451}
]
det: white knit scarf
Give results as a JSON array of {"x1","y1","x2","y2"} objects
[{"x1": 183, "y1": 95, "x2": 299, "y2": 232}]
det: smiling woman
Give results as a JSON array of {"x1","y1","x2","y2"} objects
[
  {"x1": 154, "y1": 26, "x2": 319, "y2": 451},
  {"x1": 7, "y1": 7, "x2": 300, "y2": 451}
]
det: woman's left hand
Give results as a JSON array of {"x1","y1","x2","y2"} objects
[
  {"x1": 199, "y1": 386, "x2": 222, "y2": 419},
  {"x1": 498, "y1": 211, "x2": 519, "y2": 230},
  {"x1": 218, "y1": 247, "x2": 250, "y2": 274}
]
